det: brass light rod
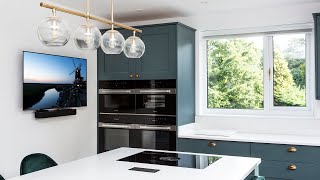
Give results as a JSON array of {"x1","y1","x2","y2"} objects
[{"x1": 40, "y1": 2, "x2": 142, "y2": 33}]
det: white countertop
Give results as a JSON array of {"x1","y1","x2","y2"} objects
[
  {"x1": 8, "y1": 148, "x2": 261, "y2": 180},
  {"x1": 179, "y1": 123, "x2": 320, "y2": 146}
]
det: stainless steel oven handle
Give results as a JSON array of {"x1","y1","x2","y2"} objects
[
  {"x1": 138, "y1": 125, "x2": 176, "y2": 131},
  {"x1": 136, "y1": 89, "x2": 176, "y2": 94},
  {"x1": 99, "y1": 123, "x2": 132, "y2": 129},
  {"x1": 99, "y1": 89, "x2": 134, "y2": 94}
]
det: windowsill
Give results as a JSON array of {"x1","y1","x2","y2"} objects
[{"x1": 178, "y1": 123, "x2": 320, "y2": 146}]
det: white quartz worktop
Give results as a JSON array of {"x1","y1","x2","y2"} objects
[
  {"x1": 179, "y1": 123, "x2": 320, "y2": 146},
  {"x1": 8, "y1": 148, "x2": 261, "y2": 180}
]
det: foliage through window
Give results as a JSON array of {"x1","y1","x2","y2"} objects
[
  {"x1": 273, "y1": 34, "x2": 306, "y2": 107},
  {"x1": 207, "y1": 32, "x2": 308, "y2": 111}
]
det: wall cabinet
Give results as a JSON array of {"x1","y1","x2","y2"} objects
[
  {"x1": 177, "y1": 138, "x2": 320, "y2": 180},
  {"x1": 98, "y1": 30, "x2": 133, "y2": 80},
  {"x1": 98, "y1": 24, "x2": 179, "y2": 80},
  {"x1": 314, "y1": 13, "x2": 320, "y2": 99}
]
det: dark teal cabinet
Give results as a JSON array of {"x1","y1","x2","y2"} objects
[
  {"x1": 251, "y1": 143, "x2": 320, "y2": 164},
  {"x1": 98, "y1": 30, "x2": 134, "y2": 80},
  {"x1": 98, "y1": 23, "x2": 191, "y2": 80},
  {"x1": 314, "y1": 13, "x2": 320, "y2": 99},
  {"x1": 137, "y1": 25, "x2": 177, "y2": 79},
  {"x1": 178, "y1": 138, "x2": 320, "y2": 179},
  {"x1": 259, "y1": 161, "x2": 320, "y2": 180},
  {"x1": 177, "y1": 138, "x2": 251, "y2": 157}
]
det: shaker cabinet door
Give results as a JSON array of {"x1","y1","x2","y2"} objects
[
  {"x1": 136, "y1": 25, "x2": 177, "y2": 80},
  {"x1": 98, "y1": 30, "x2": 135, "y2": 80}
]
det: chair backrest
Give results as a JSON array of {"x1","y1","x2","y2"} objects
[
  {"x1": 20, "y1": 153, "x2": 58, "y2": 175},
  {"x1": 0, "y1": 174, "x2": 4, "y2": 180}
]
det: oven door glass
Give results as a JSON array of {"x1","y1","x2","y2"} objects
[
  {"x1": 135, "y1": 130, "x2": 176, "y2": 151},
  {"x1": 136, "y1": 94, "x2": 176, "y2": 115},
  {"x1": 99, "y1": 94, "x2": 135, "y2": 113},
  {"x1": 99, "y1": 127, "x2": 176, "y2": 153}
]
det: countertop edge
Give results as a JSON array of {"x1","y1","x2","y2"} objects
[{"x1": 178, "y1": 123, "x2": 320, "y2": 147}]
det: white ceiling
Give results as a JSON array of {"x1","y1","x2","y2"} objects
[{"x1": 49, "y1": 0, "x2": 320, "y2": 22}]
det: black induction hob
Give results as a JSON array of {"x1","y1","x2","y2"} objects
[{"x1": 118, "y1": 151, "x2": 222, "y2": 169}]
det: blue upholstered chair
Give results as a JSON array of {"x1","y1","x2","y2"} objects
[{"x1": 20, "y1": 153, "x2": 57, "y2": 175}]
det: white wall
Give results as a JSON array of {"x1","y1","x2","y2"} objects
[{"x1": 0, "y1": 0, "x2": 98, "y2": 178}]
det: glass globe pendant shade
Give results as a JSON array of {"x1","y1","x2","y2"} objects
[
  {"x1": 37, "y1": 16, "x2": 71, "y2": 46},
  {"x1": 101, "y1": 29, "x2": 125, "y2": 54},
  {"x1": 124, "y1": 35, "x2": 145, "y2": 58},
  {"x1": 74, "y1": 22, "x2": 102, "y2": 50}
]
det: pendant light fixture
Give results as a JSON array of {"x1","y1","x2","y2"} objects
[
  {"x1": 38, "y1": 8, "x2": 71, "y2": 46},
  {"x1": 74, "y1": 0, "x2": 101, "y2": 50},
  {"x1": 38, "y1": 1, "x2": 145, "y2": 58},
  {"x1": 124, "y1": 31, "x2": 145, "y2": 58},
  {"x1": 101, "y1": 0, "x2": 125, "y2": 54}
]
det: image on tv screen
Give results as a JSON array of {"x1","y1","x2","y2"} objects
[{"x1": 23, "y1": 52, "x2": 87, "y2": 110}]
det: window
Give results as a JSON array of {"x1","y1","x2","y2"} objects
[
  {"x1": 207, "y1": 37, "x2": 264, "y2": 110},
  {"x1": 201, "y1": 30, "x2": 312, "y2": 116}
]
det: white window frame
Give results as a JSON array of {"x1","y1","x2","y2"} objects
[{"x1": 197, "y1": 24, "x2": 315, "y2": 118}]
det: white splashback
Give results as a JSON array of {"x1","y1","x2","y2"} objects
[{"x1": 196, "y1": 115, "x2": 320, "y2": 136}]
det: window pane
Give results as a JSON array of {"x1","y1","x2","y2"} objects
[
  {"x1": 273, "y1": 34, "x2": 306, "y2": 107},
  {"x1": 207, "y1": 37, "x2": 264, "y2": 109}
]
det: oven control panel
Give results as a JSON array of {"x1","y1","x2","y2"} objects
[{"x1": 99, "y1": 114, "x2": 176, "y2": 126}]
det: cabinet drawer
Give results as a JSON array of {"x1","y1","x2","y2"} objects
[
  {"x1": 251, "y1": 143, "x2": 320, "y2": 164},
  {"x1": 260, "y1": 161, "x2": 320, "y2": 180},
  {"x1": 177, "y1": 138, "x2": 251, "y2": 157}
]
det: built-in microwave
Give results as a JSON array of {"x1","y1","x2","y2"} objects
[
  {"x1": 98, "y1": 80, "x2": 176, "y2": 115},
  {"x1": 99, "y1": 81, "x2": 135, "y2": 113}
]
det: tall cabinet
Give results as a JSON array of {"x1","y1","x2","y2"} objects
[
  {"x1": 97, "y1": 22, "x2": 196, "y2": 150},
  {"x1": 314, "y1": 13, "x2": 320, "y2": 99}
]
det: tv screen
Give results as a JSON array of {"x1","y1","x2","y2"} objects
[{"x1": 23, "y1": 51, "x2": 87, "y2": 110}]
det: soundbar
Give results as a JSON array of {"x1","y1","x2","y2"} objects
[{"x1": 35, "y1": 109, "x2": 77, "y2": 119}]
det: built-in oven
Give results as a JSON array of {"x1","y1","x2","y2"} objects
[
  {"x1": 98, "y1": 114, "x2": 176, "y2": 153},
  {"x1": 135, "y1": 80, "x2": 176, "y2": 115},
  {"x1": 99, "y1": 81, "x2": 135, "y2": 113}
]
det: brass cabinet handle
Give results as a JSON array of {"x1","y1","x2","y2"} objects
[
  {"x1": 129, "y1": 74, "x2": 134, "y2": 78},
  {"x1": 288, "y1": 164, "x2": 297, "y2": 170},
  {"x1": 208, "y1": 142, "x2": 217, "y2": 147},
  {"x1": 288, "y1": 147, "x2": 297, "y2": 153},
  {"x1": 136, "y1": 74, "x2": 140, "y2": 78}
]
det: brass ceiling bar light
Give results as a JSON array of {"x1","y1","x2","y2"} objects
[{"x1": 39, "y1": 2, "x2": 142, "y2": 33}]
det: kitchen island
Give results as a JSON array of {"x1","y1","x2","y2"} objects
[{"x1": 8, "y1": 148, "x2": 262, "y2": 180}]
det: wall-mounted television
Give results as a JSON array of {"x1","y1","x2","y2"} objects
[{"x1": 23, "y1": 51, "x2": 87, "y2": 110}]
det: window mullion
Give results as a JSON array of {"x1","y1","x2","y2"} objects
[{"x1": 263, "y1": 36, "x2": 273, "y2": 113}]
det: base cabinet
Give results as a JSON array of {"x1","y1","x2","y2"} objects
[
  {"x1": 259, "y1": 161, "x2": 320, "y2": 180},
  {"x1": 177, "y1": 138, "x2": 251, "y2": 157},
  {"x1": 177, "y1": 138, "x2": 320, "y2": 180}
]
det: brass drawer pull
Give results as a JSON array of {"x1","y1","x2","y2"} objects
[
  {"x1": 130, "y1": 74, "x2": 134, "y2": 78},
  {"x1": 208, "y1": 142, "x2": 216, "y2": 147},
  {"x1": 288, "y1": 147, "x2": 297, "y2": 153},
  {"x1": 136, "y1": 74, "x2": 140, "y2": 78},
  {"x1": 288, "y1": 165, "x2": 297, "y2": 170}
]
